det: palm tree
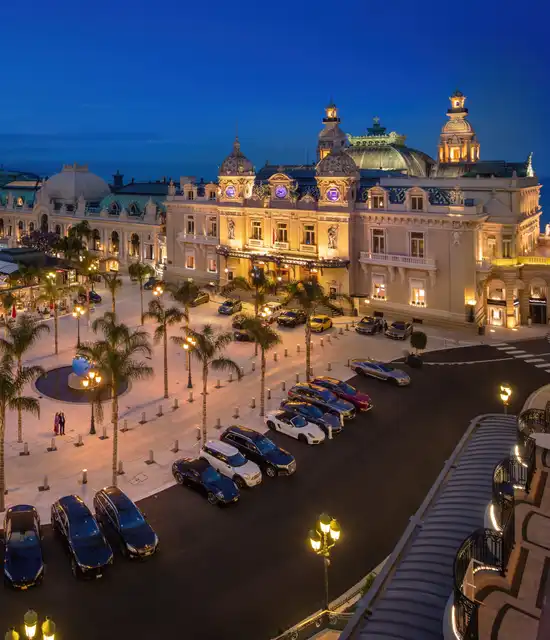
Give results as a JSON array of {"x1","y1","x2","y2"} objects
[
  {"x1": 172, "y1": 324, "x2": 241, "y2": 445},
  {"x1": 144, "y1": 298, "x2": 185, "y2": 398},
  {"x1": 69, "y1": 220, "x2": 92, "y2": 245},
  {"x1": 128, "y1": 262, "x2": 154, "y2": 324},
  {"x1": 168, "y1": 280, "x2": 199, "y2": 369},
  {"x1": 0, "y1": 316, "x2": 50, "y2": 443},
  {"x1": 242, "y1": 315, "x2": 281, "y2": 417},
  {"x1": 16, "y1": 264, "x2": 42, "y2": 311},
  {"x1": 37, "y1": 279, "x2": 70, "y2": 355},
  {"x1": 0, "y1": 352, "x2": 42, "y2": 511},
  {"x1": 102, "y1": 273, "x2": 123, "y2": 314},
  {"x1": 222, "y1": 269, "x2": 277, "y2": 318},
  {"x1": 1, "y1": 293, "x2": 15, "y2": 334},
  {"x1": 78, "y1": 312, "x2": 153, "y2": 486},
  {"x1": 282, "y1": 280, "x2": 346, "y2": 381}
]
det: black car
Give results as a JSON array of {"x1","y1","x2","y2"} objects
[
  {"x1": 93, "y1": 487, "x2": 158, "y2": 559},
  {"x1": 280, "y1": 400, "x2": 343, "y2": 435},
  {"x1": 355, "y1": 316, "x2": 384, "y2": 335},
  {"x1": 218, "y1": 298, "x2": 243, "y2": 315},
  {"x1": 277, "y1": 309, "x2": 307, "y2": 327},
  {"x1": 3, "y1": 505, "x2": 44, "y2": 589},
  {"x1": 172, "y1": 458, "x2": 240, "y2": 506},
  {"x1": 234, "y1": 329, "x2": 253, "y2": 341},
  {"x1": 143, "y1": 277, "x2": 161, "y2": 290},
  {"x1": 51, "y1": 495, "x2": 113, "y2": 578},
  {"x1": 78, "y1": 290, "x2": 102, "y2": 304},
  {"x1": 220, "y1": 425, "x2": 296, "y2": 477},
  {"x1": 287, "y1": 383, "x2": 356, "y2": 420},
  {"x1": 190, "y1": 291, "x2": 210, "y2": 306}
]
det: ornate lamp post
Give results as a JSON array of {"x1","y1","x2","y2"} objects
[
  {"x1": 4, "y1": 610, "x2": 56, "y2": 640},
  {"x1": 72, "y1": 304, "x2": 85, "y2": 347},
  {"x1": 153, "y1": 283, "x2": 164, "y2": 297},
  {"x1": 499, "y1": 382, "x2": 512, "y2": 415},
  {"x1": 182, "y1": 336, "x2": 197, "y2": 388},
  {"x1": 82, "y1": 369, "x2": 102, "y2": 435},
  {"x1": 308, "y1": 513, "x2": 341, "y2": 612}
]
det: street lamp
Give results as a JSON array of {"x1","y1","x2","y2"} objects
[
  {"x1": 72, "y1": 304, "x2": 85, "y2": 347},
  {"x1": 82, "y1": 369, "x2": 102, "y2": 434},
  {"x1": 182, "y1": 336, "x2": 197, "y2": 388},
  {"x1": 5, "y1": 609, "x2": 57, "y2": 640},
  {"x1": 308, "y1": 513, "x2": 341, "y2": 612},
  {"x1": 23, "y1": 611, "x2": 37, "y2": 639},
  {"x1": 41, "y1": 620, "x2": 55, "y2": 640},
  {"x1": 153, "y1": 284, "x2": 164, "y2": 297},
  {"x1": 499, "y1": 382, "x2": 513, "y2": 415}
]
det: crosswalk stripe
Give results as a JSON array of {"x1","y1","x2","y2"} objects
[
  {"x1": 535, "y1": 363, "x2": 550, "y2": 368},
  {"x1": 515, "y1": 354, "x2": 535, "y2": 358},
  {"x1": 525, "y1": 358, "x2": 545, "y2": 363},
  {"x1": 504, "y1": 349, "x2": 527, "y2": 354},
  {"x1": 493, "y1": 342, "x2": 509, "y2": 346},
  {"x1": 497, "y1": 347, "x2": 517, "y2": 351}
]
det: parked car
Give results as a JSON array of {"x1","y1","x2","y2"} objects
[
  {"x1": 261, "y1": 301, "x2": 283, "y2": 323},
  {"x1": 190, "y1": 291, "x2": 210, "y2": 306},
  {"x1": 287, "y1": 383, "x2": 356, "y2": 420},
  {"x1": 78, "y1": 290, "x2": 102, "y2": 304},
  {"x1": 200, "y1": 440, "x2": 262, "y2": 488},
  {"x1": 234, "y1": 328, "x2": 253, "y2": 341},
  {"x1": 143, "y1": 277, "x2": 161, "y2": 291},
  {"x1": 277, "y1": 309, "x2": 307, "y2": 327},
  {"x1": 220, "y1": 425, "x2": 296, "y2": 477},
  {"x1": 355, "y1": 316, "x2": 384, "y2": 335},
  {"x1": 264, "y1": 409, "x2": 326, "y2": 444},
  {"x1": 218, "y1": 298, "x2": 243, "y2": 315},
  {"x1": 51, "y1": 495, "x2": 113, "y2": 578},
  {"x1": 312, "y1": 377, "x2": 373, "y2": 411},
  {"x1": 172, "y1": 457, "x2": 239, "y2": 506},
  {"x1": 309, "y1": 314, "x2": 333, "y2": 333},
  {"x1": 93, "y1": 487, "x2": 158, "y2": 559},
  {"x1": 279, "y1": 400, "x2": 343, "y2": 436},
  {"x1": 3, "y1": 505, "x2": 44, "y2": 589},
  {"x1": 385, "y1": 321, "x2": 413, "y2": 340},
  {"x1": 350, "y1": 358, "x2": 411, "y2": 386}
]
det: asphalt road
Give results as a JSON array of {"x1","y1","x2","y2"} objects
[{"x1": 2, "y1": 338, "x2": 549, "y2": 639}]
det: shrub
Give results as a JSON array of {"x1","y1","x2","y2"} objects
[{"x1": 410, "y1": 331, "x2": 427, "y2": 352}]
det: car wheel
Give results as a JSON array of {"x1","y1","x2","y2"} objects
[
  {"x1": 207, "y1": 492, "x2": 218, "y2": 505},
  {"x1": 71, "y1": 557, "x2": 79, "y2": 578},
  {"x1": 298, "y1": 434, "x2": 307, "y2": 444},
  {"x1": 353, "y1": 367, "x2": 363, "y2": 375},
  {"x1": 234, "y1": 476, "x2": 246, "y2": 489},
  {"x1": 329, "y1": 321, "x2": 333, "y2": 328},
  {"x1": 390, "y1": 377, "x2": 400, "y2": 385},
  {"x1": 266, "y1": 465, "x2": 277, "y2": 478},
  {"x1": 266, "y1": 420, "x2": 276, "y2": 431},
  {"x1": 174, "y1": 471, "x2": 184, "y2": 485},
  {"x1": 119, "y1": 539, "x2": 128, "y2": 558}
]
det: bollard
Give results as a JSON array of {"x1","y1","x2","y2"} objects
[
  {"x1": 173, "y1": 397, "x2": 179, "y2": 411},
  {"x1": 188, "y1": 390, "x2": 194, "y2": 403},
  {"x1": 216, "y1": 379, "x2": 221, "y2": 389},
  {"x1": 345, "y1": 323, "x2": 350, "y2": 331},
  {"x1": 310, "y1": 341, "x2": 314, "y2": 351},
  {"x1": 284, "y1": 348, "x2": 288, "y2": 358},
  {"x1": 117, "y1": 460, "x2": 125, "y2": 476},
  {"x1": 240, "y1": 367, "x2": 245, "y2": 378},
  {"x1": 47, "y1": 438, "x2": 57, "y2": 452},
  {"x1": 273, "y1": 353, "x2": 278, "y2": 362},
  {"x1": 99, "y1": 426, "x2": 109, "y2": 440},
  {"x1": 216, "y1": 417, "x2": 221, "y2": 429},
  {"x1": 157, "y1": 404, "x2": 163, "y2": 417},
  {"x1": 327, "y1": 362, "x2": 332, "y2": 371},
  {"x1": 19, "y1": 442, "x2": 30, "y2": 457},
  {"x1": 145, "y1": 450, "x2": 155, "y2": 465},
  {"x1": 339, "y1": 327, "x2": 344, "y2": 335},
  {"x1": 74, "y1": 434, "x2": 84, "y2": 448},
  {"x1": 81, "y1": 469, "x2": 88, "y2": 485},
  {"x1": 196, "y1": 427, "x2": 201, "y2": 441},
  {"x1": 295, "y1": 373, "x2": 300, "y2": 383},
  {"x1": 351, "y1": 320, "x2": 356, "y2": 328},
  {"x1": 139, "y1": 411, "x2": 147, "y2": 425},
  {"x1": 267, "y1": 388, "x2": 271, "y2": 400},
  {"x1": 347, "y1": 358, "x2": 351, "y2": 368},
  {"x1": 320, "y1": 337, "x2": 324, "y2": 347},
  {"x1": 233, "y1": 406, "x2": 240, "y2": 419},
  {"x1": 327, "y1": 335, "x2": 332, "y2": 344},
  {"x1": 121, "y1": 419, "x2": 129, "y2": 432},
  {"x1": 297, "y1": 344, "x2": 301, "y2": 354},
  {"x1": 328, "y1": 425, "x2": 333, "y2": 440},
  {"x1": 228, "y1": 372, "x2": 233, "y2": 383},
  {"x1": 38, "y1": 475, "x2": 50, "y2": 492},
  {"x1": 171, "y1": 439, "x2": 179, "y2": 453},
  {"x1": 309, "y1": 367, "x2": 314, "y2": 377},
  {"x1": 250, "y1": 397, "x2": 256, "y2": 409},
  {"x1": 252, "y1": 362, "x2": 256, "y2": 372},
  {"x1": 281, "y1": 381, "x2": 286, "y2": 392}
]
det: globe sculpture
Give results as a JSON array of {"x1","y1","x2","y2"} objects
[{"x1": 72, "y1": 356, "x2": 91, "y2": 377}]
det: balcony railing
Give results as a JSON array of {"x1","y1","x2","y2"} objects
[
  {"x1": 273, "y1": 241, "x2": 289, "y2": 250},
  {"x1": 359, "y1": 251, "x2": 436, "y2": 270},
  {"x1": 248, "y1": 238, "x2": 264, "y2": 248},
  {"x1": 300, "y1": 243, "x2": 317, "y2": 253}
]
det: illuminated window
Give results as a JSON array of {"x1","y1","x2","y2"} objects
[
  {"x1": 371, "y1": 229, "x2": 385, "y2": 254},
  {"x1": 503, "y1": 237, "x2": 512, "y2": 258},
  {"x1": 186, "y1": 253, "x2": 195, "y2": 270},
  {"x1": 187, "y1": 191, "x2": 194, "y2": 200},
  {"x1": 410, "y1": 232, "x2": 424, "y2": 258},
  {"x1": 372, "y1": 195, "x2": 384, "y2": 209},
  {"x1": 209, "y1": 191, "x2": 216, "y2": 201},
  {"x1": 208, "y1": 258, "x2": 217, "y2": 273},
  {"x1": 251, "y1": 220, "x2": 263, "y2": 240},
  {"x1": 303, "y1": 224, "x2": 315, "y2": 246},
  {"x1": 277, "y1": 223, "x2": 288, "y2": 243},
  {"x1": 16, "y1": 197, "x2": 24, "y2": 207},
  {"x1": 372, "y1": 274, "x2": 386, "y2": 300},
  {"x1": 410, "y1": 279, "x2": 426, "y2": 306},
  {"x1": 411, "y1": 195, "x2": 424, "y2": 211},
  {"x1": 186, "y1": 216, "x2": 195, "y2": 235},
  {"x1": 208, "y1": 217, "x2": 217, "y2": 237},
  {"x1": 487, "y1": 236, "x2": 497, "y2": 257}
]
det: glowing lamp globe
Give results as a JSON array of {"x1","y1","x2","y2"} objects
[{"x1": 72, "y1": 356, "x2": 91, "y2": 378}]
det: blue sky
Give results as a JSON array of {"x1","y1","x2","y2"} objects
[{"x1": 1, "y1": 0, "x2": 548, "y2": 181}]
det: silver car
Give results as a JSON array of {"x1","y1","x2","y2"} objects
[
  {"x1": 350, "y1": 359, "x2": 410, "y2": 386},
  {"x1": 385, "y1": 321, "x2": 413, "y2": 340}
]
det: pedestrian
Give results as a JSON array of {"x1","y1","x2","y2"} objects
[
  {"x1": 54, "y1": 412, "x2": 60, "y2": 435},
  {"x1": 59, "y1": 412, "x2": 66, "y2": 436},
  {"x1": 383, "y1": 320, "x2": 388, "y2": 332}
]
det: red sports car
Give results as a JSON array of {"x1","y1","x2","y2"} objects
[{"x1": 311, "y1": 377, "x2": 373, "y2": 411}]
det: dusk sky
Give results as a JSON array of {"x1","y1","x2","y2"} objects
[{"x1": 1, "y1": 0, "x2": 548, "y2": 182}]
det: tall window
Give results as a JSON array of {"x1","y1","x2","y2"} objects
[
  {"x1": 371, "y1": 229, "x2": 385, "y2": 254},
  {"x1": 208, "y1": 258, "x2": 217, "y2": 273},
  {"x1": 303, "y1": 224, "x2": 316, "y2": 246},
  {"x1": 487, "y1": 236, "x2": 497, "y2": 257},
  {"x1": 208, "y1": 217, "x2": 217, "y2": 237},
  {"x1": 277, "y1": 223, "x2": 288, "y2": 243},
  {"x1": 410, "y1": 232, "x2": 424, "y2": 258},
  {"x1": 410, "y1": 279, "x2": 426, "y2": 306},
  {"x1": 502, "y1": 236, "x2": 512, "y2": 258},
  {"x1": 187, "y1": 216, "x2": 195, "y2": 235},
  {"x1": 186, "y1": 253, "x2": 195, "y2": 270},
  {"x1": 209, "y1": 191, "x2": 216, "y2": 201},
  {"x1": 251, "y1": 220, "x2": 263, "y2": 240},
  {"x1": 372, "y1": 195, "x2": 384, "y2": 209},
  {"x1": 372, "y1": 274, "x2": 386, "y2": 300},
  {"x1": 187, "y1": 191, "x2": 194, "y2": 200},
  {"x1": 411, "y1": 195, "x2": 424, "y2": 211}
]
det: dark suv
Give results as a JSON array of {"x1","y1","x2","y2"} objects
[
  {"x1": 277, "y1": 310, "x2": 307, "y2": 327},
  {"x1": 220, "y1": 425, "x2": 296, "y2": 477},
  {"x1": 287, "y1": 383, "x2": 356, "y2": 420},
  {"x1": 93, "y1": 487, "x2": 158, "y2": 559}
]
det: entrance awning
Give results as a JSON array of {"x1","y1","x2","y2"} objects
[{"x1": 216, "y1": 246, "x2": 349, "y2": 269}]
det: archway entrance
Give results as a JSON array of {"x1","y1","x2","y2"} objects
[
  {"x1": 40, "y1": 213, "x2": 48, "y2": 232},
  {"x1": 529, "y1": 278, "x2": 548, "y2": 324}
]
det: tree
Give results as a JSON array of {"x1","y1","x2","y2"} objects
[
  {"x1": 78, "y1": 312, "x2": 153, "y2": 486},
  {"x1": 16, "y1": 264, "x2": 43, "y2": 311},
  {"x1": 410, "y1": 331, "x2": 427, "y2": 354},
  {"x1": 144, "y1": 298, "x2": 185, "y2": 398},
  {"x1": 241, "y1": 315, "x2": 281, "y2": 417},
  {"x1": 20, "y1": 230, "x2": 60, "y2": 254},
  {"x1": 128, "y1": 262, "x2": 154, "y2": 324},
  {"x1": 0, "y1": 315, "x2": 50, "y2": 443},
  {"x1": 282, "y1": 280, "x2": 346, "y2": 381},
  {"x1": 102, "y1": 273, "x2": 123, "y2": 314},
  {"x1": 37, "y1": 279, "x2": 70, "y2": 355},
  {"x1": 172, "y1": 324, "x2": 241, "y2": 445},
  {"x1": 168, "y1": 280, "x2": 199, "y2": 369},
  {"x1": 0, "y1": 293, "x2": 15, "y2": 336},
  {"x1": 222, "y1": 268, "x2": 277, "y2": 318},
  {"x1": 69, "y1": 220, "x2": 92, "y2": 244},
  {"x1": 0, "y1": 352, "x2": 42, "y2": 511}
]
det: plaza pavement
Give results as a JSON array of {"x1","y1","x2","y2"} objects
[{"x1": 4, "y1": 277, "x2": 548, "y2": 522}]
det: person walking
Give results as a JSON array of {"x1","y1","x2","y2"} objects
[
  {"x1": 59, "y1": 412, "x2": 66, "y2": 436},
  {"x1": 54, "y1": 412, "x2": 60, "y2": 436}
]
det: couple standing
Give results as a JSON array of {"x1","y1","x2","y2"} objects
[{"x1": 54, "y1": 412, "x2": 66, "y2": 436}]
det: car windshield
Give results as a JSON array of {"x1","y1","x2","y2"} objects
[
  {"x1": 378, "y1": 363, "x2": 394, "y2": 372},
  {"x1": 283, "y1": 311, "x2": 296, "y2": 318},
  {"x1": 222, "y1": 301, "x2": 233, "y2": 306},
  {"x1": 311, "y1": 318, "x2": 323, "y2": 323},
  {"x1": 201, "y1": 467, "x2": 221, "y2": 483},
  {"x1": 9, "y1": 531, "x2": 38, "y2": 548},
  {"x1": 290, "y1": 415, "x2": 308, "y2": 428},
  {"x1": 361, "y1": 317, "x2": 374, "y2": 324},
  {"x1": 71, "y1": 516, "x2": 101, "y2": 539},
  {"x1": 338, "y1": 382, "x2": 356, "y2": 395},
  {"x1": 226, "y1": 452, "x2": 247, "y2": 466},
  {"x1": 317, "y1": 388, "x2": 336, "y2": 401},
  {"x1": 301, "y1": 404, "x2": 323, "y2": 418},
  {"x1": 256, "y1": 437, "x2": 277, "y2": 453},
  {"x1": 118, "y1": 503, "x2": 145, "y2": 530},
  {"x1": 391, "y1": 322, "x2": 405, "y2": 329}
]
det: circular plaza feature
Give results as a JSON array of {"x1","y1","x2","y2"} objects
[{"x1": 35, "y1": 366, "x2": 129, "y2": 403}]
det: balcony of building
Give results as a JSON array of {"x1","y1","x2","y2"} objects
[
  {"x1": 359, "y1": 250, "x2": 436, "y2": 271},
  {"x1": 176, "y1": 231, "x2": 218, "y2": 246}
]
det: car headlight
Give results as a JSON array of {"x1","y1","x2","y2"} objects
[
  {"x1": 35, "y1": 565, "x2": 44, "y2": 579},
  {"x1": 4, "y1": 569, "x2": 12, "y2": 580},
  {"x1": 126, "y1": 544, "x2": 138, "y2": 554},
  {"x1": 216, "y1": 491, "x2": 225, "y2": 499}
]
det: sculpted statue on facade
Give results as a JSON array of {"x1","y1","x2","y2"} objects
[
  {"x1": 228, "y1": 219, "x2": 235, "y2": 240},
  {"x1": 328, "y1": 225, "x2": 338, "y2": 249}
]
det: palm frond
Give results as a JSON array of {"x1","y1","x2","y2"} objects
[
  {"x1": 8, "y1": 395, "x2": 40, "y2": 417},
  {"x1": 210, "y1": 356, "x2": 242, "y2": 379}
]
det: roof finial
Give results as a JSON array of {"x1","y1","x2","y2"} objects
[{"x1": 526, "y1": 152, "x2": 534, "y2": 177}]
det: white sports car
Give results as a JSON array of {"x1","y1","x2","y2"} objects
[{"x1": 264, "y1": 410, "x2": 326, "y2": 445}]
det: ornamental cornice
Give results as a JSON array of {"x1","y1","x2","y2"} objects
[{"x1": 360, "y1": 214, "x2": 476, "y2": 229}]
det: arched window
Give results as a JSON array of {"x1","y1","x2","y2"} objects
[
  {"x1": 109, "y1": 202, "x2": 120, "y2": 215},
  {"x1": 92, "y1": 229, "x2": 101, "y2": 251},
  {"x1": 111, "y1": 230, "x2": 120, "y2": 255},
  {"x1": 29, "y1": 222, "x2": 35, "y2": 232},
  {"x1": 41, "y1": 213, "x2": 48, "y2": 232},
  {"x1": 0, "y1": 219, "x2": 4, "y2": 238},
  {"x1": 130, "y1": 233, "x2": 140, "y2": 257},
  {"x1": 16, "y1": 197, "x2": 24, "y2": 208},
  {"x1": 129, "y1": 203, "x2": 140, "y2": 216},
  {"x1": 55, "y1": 224, "x2": 61, "y2": 235},
  {"x1": 18, "y1": 221, "x2": 24, "y2": 231}
]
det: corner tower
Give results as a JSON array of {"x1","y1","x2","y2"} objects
[
  {"x1": 438, "y1": 90, "x2": 480, "y2": 163},
  {"x1": 317, "y1": 102, "x2": 348, "y2": 161}
]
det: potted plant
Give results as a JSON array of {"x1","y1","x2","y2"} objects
[{"x1": 407, "y1": 331, "x2": 427, "y2": 368}]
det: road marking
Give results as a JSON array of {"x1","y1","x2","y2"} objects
[
  {"x1": 503, "y1": 349, "x2": 527, "y2": 355},
  {"x1": 535, "y1": 363, "x2": 550, "y2": 368},
  {"x1": 525, "y1": 358, "x2": 545, "y2": 363},
  {"x1": 493, "y1": 342, "x2": 509, "y2": 346},
  {"x1": 514, "y1": 353, "x2": 536, "y2": 359},
  {"x1": 497, "y1": 347, "x2": 519, "y2": 351}
]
